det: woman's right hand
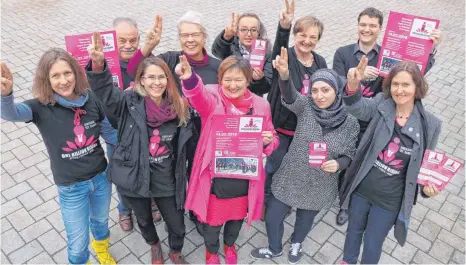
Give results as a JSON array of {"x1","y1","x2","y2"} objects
[
  {"x1": 142, "y1": 15, "x2": 163, "y2": 57},
  {"x1": 224, "y1": 12, "x2": 239, "y2": 40},
  {"x1": 175, "y1": 55, "x2": 193, "y2": 80},
  {"x1": 273, "y1": 47, "x2": 289, "y2": 80},
  {"x1": 1, "y1": 62, "x2": 13, "y2": 97},
  {"x1": 347, "y1": 55, "x2": 368, "y2": 92},
  {"x1": 279, "y1": 0, "x2": 295, "y2": 29}
]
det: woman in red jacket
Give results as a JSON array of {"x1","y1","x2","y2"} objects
[{"x1": 176, "y1": 55, "x2": 278, "y2": 264}]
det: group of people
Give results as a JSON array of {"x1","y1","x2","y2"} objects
[{"x1": 1, "y1": 1, "x2": 445, "y2": 264}]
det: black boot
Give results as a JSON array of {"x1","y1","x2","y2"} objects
[{"x1": 336, "y1": 209, "x2": 349, "y2": 226}]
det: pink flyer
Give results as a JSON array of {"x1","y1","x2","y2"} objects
[
  {"x1": 212, "y1": 115, "x2": 265, "y2": 180},
  {"x1": 249, "y1": 39, "x2": 267, "y2": 70},
  {"x1": 376, "y1": 11, "x2": 440, "y2": 77},
  {"x1": 417, "y1": 150, "x2": 463, "y2": 190},
  {"x1": 308, "y1": 142, "x2": 327, "y2": 167},
  {"x1": 65, "y1": 31, "x2": 123, "y2": 89}
]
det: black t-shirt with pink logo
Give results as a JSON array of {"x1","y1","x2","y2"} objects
[
  {"x1": 147, "y1": 119, "x2": 178, "y2": 197},
  {"x1": 356, "y1": 122, "x2": 414, "y2": 212},
  {"x1": 24, "y1": 96, "x2": 107, "y2": 186}
]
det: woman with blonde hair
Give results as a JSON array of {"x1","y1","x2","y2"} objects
[{"x1": 86, "y1": 33, "x2": 193, "y2": 264}]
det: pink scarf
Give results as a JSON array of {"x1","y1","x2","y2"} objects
[
  {"x1": 218, "y1": 86, "x2": 253, "y2": 115},
  {"x1": 144, "y1": 97, "x2": 177, "y2": 128}
]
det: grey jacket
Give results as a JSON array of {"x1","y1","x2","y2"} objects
[
  {"x1": 341, "y1": 89, "x2": 441, "y2": 246},
  {"x1": 271, "y1": 79, "x2": 359, "y2": 211}
]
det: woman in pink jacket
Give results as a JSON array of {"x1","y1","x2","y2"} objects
[{"x1": 176, "y1": 55, "x2": 278, "y2": 264}]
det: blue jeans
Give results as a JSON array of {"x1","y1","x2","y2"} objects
[
  {"x1": 343, "y1": 193, "x2": 398, "y2": 264},
  {"x1": 57, "y1": 169, "x2": 112, "y2": 264},
  {"x1": 266, "y1": 195, "x2": 319, "y2": 254},
  {"x1": 106, "y1": 143, "x2": 132, "y2": 215}
]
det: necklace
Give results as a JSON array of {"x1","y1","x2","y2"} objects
[
  {"x1": 396, "y1": 114, "x2": 409, "y2": 119},
  {"x1": 298, "y1": 54, "x2": 314, "y2": 67}
]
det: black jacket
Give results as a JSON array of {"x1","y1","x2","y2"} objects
[
  {"x1": 85, "y1": 61, "x2": 194, "y2": 210},
  {"x1": 211, "y1": 30, "x2": 273, "y2": 96},
  {"x1": 267, "y1": 23, "x2": 328, "y2": 130}
]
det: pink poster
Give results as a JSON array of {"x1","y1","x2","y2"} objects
[
  {"x1": 212, "y1": 115, "x2": 265, "y2": 180},
  {"x1": 376, "y1": 11, "x2": 440, "y2": 77},
  {"x1": 417, "y1": 150, "x2": 463, "y2": 191},
  {"x1": 249, "y1": 39, "x2": 267, "y2": 70},
  {"x1": 65, "y1": 31, "x2": 123, "y2": 89}
]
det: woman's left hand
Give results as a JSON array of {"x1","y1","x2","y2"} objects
[
  {"x1": 87, "y1": 32, "x2": 105, "y2": 68},
  {"x1": 262, "y1": 131, "x2": 273, "y2": 146},
  {"x1": 321, "y1": 160, "x2": 339, "y2": 173},
  {"x1": 252, "y1": 68, "x2": 264, "y2": 81},
  {"x1": 430, "y1": 29, "x2": 443, "y2": 47},
  {"x1": 423, "y1": 183, "x2": 440, "y2": 197}
]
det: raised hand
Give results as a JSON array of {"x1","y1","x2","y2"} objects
[
  {"x1": 272, "y1": 47, "x2": 289, "y2": 80},
  {"x1": 1, "y1": 62, "x2": 14, "y2": 97},
  {"x1": 175, "y1": 55, "x2": 192, "y2": 80},
  {"x1": 280, "y1": 0, "x2": 295, "y2": 29},
  {"x1": 347, "y1": 55, "x2": 368, "y2": 92},
  {"x1": 142, "y1": 15, "x2": 163, "y2": 57},
  {"x1": 87, "y1": 32, "x2": 105, "y2": 67},
  {"x1": 430, "y1": 29, "x2": 443, "y2": 47},
  {"x1": 224, "y1": 12, "x2": 239, "y2": 40}
]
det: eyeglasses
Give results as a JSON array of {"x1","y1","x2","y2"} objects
[
  {"x1": 179, "y1": 32, "x2": 204, "y2": 41},
  {"x1": 239, "y1": 28, "x2": 259, "y2": 35},
  {"x1": 142, "y1": 75, "x2": 167, "y2": 83}
]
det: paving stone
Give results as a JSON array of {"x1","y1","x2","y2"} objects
[
  {"x1": 38, "y1": 185, "x2": 58, "y2": 202},
  {"x1": 26, "y1": 173, "x2": 53, "y2": 192},
  {"x1": 1, "y1": 151, "x2": 15, "y2": 163},
  {"x1": 11, "y1": 166, "x2": 40, "y2": 183},
  {"x1": 29, "y1": 199, "x2": 60, "y2": 221},
  {"x1": 409, "y1": 217, "x2": 421, "y2": 231},
  {"x1": 301, "y1": 236, "x2": 322, "y2": 257},
  {"x1": 1, "y1": 173, "x2": 16, "y2": 191},
  {"x1": 379, "y1": 252, "x2": 403, "y2": 264},
  {"x1": 405, "y1": 231, "x2": 431, "y2": 252},
  {"x1": 51, "y1": 247, "x2": 68, "y2": 264},
  {"x1": 451, "y1": 249, "x2": 466, "y2": 264},
  {"x1": 447, "y1": 193, "x2": 465, "y2": 209},
  {"x1": 248, "y1": 231, "x2": 269, "y2": 248},
  {"x1": 313, "y1": 242, "x2": 341, "y2": 264},
  {"x1": 10, "y1": 144, "x2": 34, "y2": 160},
  {"x1": 8, "y1": 240, "x2": 43, "y2": 264},
  {"x1": 429, "y1": 239, "x2": 455, "y2": 263},
  {"x1": 121, "y1": 231, "x2": 149, "y2": 257},
  {"x1": 412, "y1": 250, "x2": 442, "y2": 264},
  {"x1": 26, "y1": 251, "x2": 55, "y2": 264},
  {"x1": 1, "y1": 198, "x2": 22, "y2": 216},
  {"x1": 6, "y1": 208, "x2": 35, "y2": 231},
  {"x1": 20, "y1": 151, "x2": 48, "y2": 168},
  {"x1": 2, "y1": 158, "x2": 26, "y2": 175},
  {"x1": 18, "y1": 190, "x2": 44, "y2": 210},
  {"x1": 1, "y1": 251, "x2": 10, "y2": 264},
  {"x1": 38, "y1": 229, "x2": 67, "y2": 255},
  {"x1": 411, "y1": 203, "x2": 429, "y2": 220},
  {"x1": 2, "y1": 181, "x2": 32, "y2": 200},
  {"x1": 118, "y1": 253, "x2": 142, "y2": 264},
  {"x1": 308, "y1": 221, "x2": 334, "y2": 244},
  {"x1": 321, "y1": 209, "x2": 348, "y2": 233},
  {"x1": 327, "y1": 231, "x2": 345, "y2": 250},
  {"x1": 1, "y1": 218, "x2": 13, "y2": 233},
  {"x1": 425, "y1": 210, "x2": 456, "y2": 230},
  {"x1": 19, "y1": 218, "x2": 52, "y2": 243},
  {"x1": 391, "y1": 241, "x2": 418, "y2": 263},
  {"x1": 438, "y1": 229, "x2": 465, "y2": 253},
  {"x1": 451, "y1": 219, "x2": 465, "y2": 240},
  {"x1": 1, "y1": 229, "x2": 26, "y2": 254}
]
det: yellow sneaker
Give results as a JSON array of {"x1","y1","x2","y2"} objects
[{"x1": 91, "y1": 238, "x2": 116, "y2": 264}]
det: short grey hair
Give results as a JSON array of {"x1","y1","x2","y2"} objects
[
  {"x1": 177, "y1": 11, "x2": 207, "y2": 36},
  {"x1": 113, "y1": 17, "x2": 138, "y2": 29}
]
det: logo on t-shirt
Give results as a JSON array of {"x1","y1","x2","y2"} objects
[
  {"x1": 149, "y1": 129, "x2": 169, "y2": 157},
  {"x1": 61, "y1": 108, "x2": 99, "y2": 160},
  {"x1": 374, "y1": 137, "x2": 412, "y2": 176}
]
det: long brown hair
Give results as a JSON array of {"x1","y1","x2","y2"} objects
[
  {"x1": 33, "y1": 48, "x2": 89, "y2": 105},
  {"x1": 382, "y1": 61, "x2": 428, "y2": 99},
  {"x1": 134, "y1": 57, "x2": 190, "y2": 126}
]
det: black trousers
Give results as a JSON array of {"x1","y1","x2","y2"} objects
[
  {"x1": 123, "y1": 195, "x2": 185, "y2": 252},
  {"x1": 203, "y1": 219, "x2": 243, "y2": 254}
]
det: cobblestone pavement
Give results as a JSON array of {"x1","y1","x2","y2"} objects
[{"x1": 1, "y1": 0, "x2": 464, "y2": 264}]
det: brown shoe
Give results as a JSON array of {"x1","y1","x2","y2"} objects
[
  {"x1": 151, "y1": 241, "x2": 164, "y2": 264},
  {"x1": 169, "y1": 252, "x2": 189, "y2": 264},
  {"x1": 152, "y1": 200, "x2": 162, "y2": 222},
  {"x1": 119, "y1": 213, "x2": 133, "y2": 231}
]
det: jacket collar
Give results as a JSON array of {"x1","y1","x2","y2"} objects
[
  {"x1": 55, "y1": 92, "x2": 89, "y2": 108},
  {"x1": 378, "y1": 98, "x2": 422, "y2": 145}
]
